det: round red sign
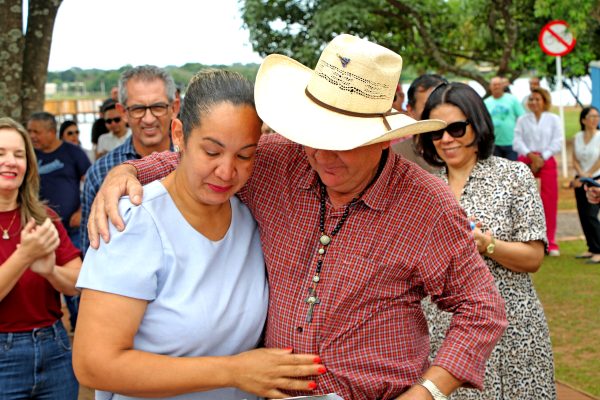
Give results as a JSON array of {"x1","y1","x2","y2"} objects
[{"x1": 539, "y1": 20, "x2": 576, "y2": 57}]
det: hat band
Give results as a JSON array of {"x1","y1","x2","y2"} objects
[{"x1": 304, "y1": 88, "x2": 396, "y2": 131}]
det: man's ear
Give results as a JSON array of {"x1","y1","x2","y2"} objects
[{"x1": 116, "y1": 103, "x2": 128, "y2": 123}]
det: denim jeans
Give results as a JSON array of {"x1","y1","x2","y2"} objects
[{"x1": 0, "y1": 320, "x2": 78, "y2": 400}]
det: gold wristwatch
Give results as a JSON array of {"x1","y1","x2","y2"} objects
[{"x1": 486, "y1": 235, "x2": 496, "y2": 255}]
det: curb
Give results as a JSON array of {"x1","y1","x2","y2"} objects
[{"x1": 557, "y1": 380, "x2": 600, "y2": 400}]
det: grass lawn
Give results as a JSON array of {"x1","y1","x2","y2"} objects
[
  {"x1": 553, "y1": 106, "x2": 581, "y2": 140},
  {"x1": 533, "y1": 240, "x2": 600, "y2": 397}
]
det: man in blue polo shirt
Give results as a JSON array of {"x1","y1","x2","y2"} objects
[{"x1": 484, "y1": 76, "x2": 525, "y2": 161}]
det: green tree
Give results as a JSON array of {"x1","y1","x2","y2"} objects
[
  {"x1": 0, "y1": 0, "x2": 62, "y2": 123},
  {"x1": 241, "y1": 0, "x2": 599, "y2": 91}
]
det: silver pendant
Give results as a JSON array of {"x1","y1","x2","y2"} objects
[{"x1": 2, "y1": 230, "x2": 9, "y2": 240}]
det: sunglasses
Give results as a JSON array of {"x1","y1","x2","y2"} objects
[
  {"x1": 430, "y1": 121, "x2": 470, "y2": 141},
  {"x1": 65, "y1": 130, "x2": 79, "y2": 136},
  {"x1": 105, "y1": 117, "x2": 122, "y2": 124}
]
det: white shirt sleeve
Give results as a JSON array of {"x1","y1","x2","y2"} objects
[
  {"x1": 77, "y1": 199, "x2": 164, "y2": 300},
  {"x1": 512, "y1": 115, "x2": 530, "y2": 156},
  {"x1": 542, "y1": 113, "x2": 564, "y2": 160}
]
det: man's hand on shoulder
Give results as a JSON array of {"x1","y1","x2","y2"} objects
[{"x1": 88, "y1": 163, "x2": 142, "y2": 249}]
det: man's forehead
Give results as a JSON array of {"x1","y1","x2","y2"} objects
[
  {"x1": 104, "y1": 108, "x2": 120, "y2": 117},
  {"x1": 125, "y1": 78, "x2": 168, "y2": 103},
  {"x1": 28, "y1": 120, "x2": 50, "y2": 131}
]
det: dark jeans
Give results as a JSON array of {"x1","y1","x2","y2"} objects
[
  {"x1": 493, "y1": 144, "x2": 518, "y2": 161},
  {"x1": 0, "y1": 320, "x2": 78, "y2": 399},
  {"x1": 575, "y1": 184, "x2": 600, "y2": 253}
]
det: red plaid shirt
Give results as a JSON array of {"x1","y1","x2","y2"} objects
[{"x1": 131, "y1": 134, "x2": 506, "y2": 399}]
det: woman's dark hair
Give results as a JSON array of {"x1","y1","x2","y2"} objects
[
  {"x1": 579, "y1": 106, "x2": 599, "y2": 131},
  {"x1": 179, "y1": 69, "x2": 256, "y2": 142},
  {"x1": 59, "y1": 120, "x2": 77, "y2": 139},
  {"x1": 417, "y1": 82, "x2": 495, "y2": 167}
]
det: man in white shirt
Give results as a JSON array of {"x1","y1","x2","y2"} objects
[{"x1": 96, "y1": 100, "x2": 131, "y2": 159}]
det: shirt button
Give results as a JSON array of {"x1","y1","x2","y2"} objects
[{"x1": 296, "y1": 326, "x2": 303, "y2": 333}]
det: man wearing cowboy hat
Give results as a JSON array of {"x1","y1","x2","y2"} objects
[{"x1": 87, "y1": 34, "x2": 507, "y2": 400}]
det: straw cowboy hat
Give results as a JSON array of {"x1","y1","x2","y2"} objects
[{"x1": 254, "y1": 34, "x2": 446, "y2": 151}]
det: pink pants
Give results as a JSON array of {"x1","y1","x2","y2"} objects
[{"x1": 518, "y1": 155, "x2": 559, "y2": 251}]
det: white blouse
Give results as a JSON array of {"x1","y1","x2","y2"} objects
[
  {"x1": 573, "y1": 129, "x2": 600, "y2": 177},
  {"x1": 513, "y1": 112, "x2": 563, "y2": 160}
]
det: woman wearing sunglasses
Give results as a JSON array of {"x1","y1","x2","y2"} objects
[
  {"x1": 417, "y1": 82, "x2": 556, "y2": 399},
  {"x1": 59, "y1": 120, "x2": 94, "y2": 163}
]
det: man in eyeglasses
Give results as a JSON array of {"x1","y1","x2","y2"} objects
[
  {"x1": 79, "y1": 65, "x2": 180, "y2": 253},
  {"x1": 95, "y1": 100, "x2": 131, "y2": 159}
]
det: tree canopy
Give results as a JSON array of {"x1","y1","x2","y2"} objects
[{"x1": 241, "y1": 0, "x2": 600, "y2": 90}]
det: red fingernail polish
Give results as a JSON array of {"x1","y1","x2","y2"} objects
[
  {"x1": 284, "y1": 347, "x2": 293, "y2": 352},
  {"x1": 308, "y1": 381, "x2": 317, "y2": 390},
  {"x1": 318, "y1": 366, "x2": 327, "y2": 374},
  {"x1": 313, "y1": 356, "x2": 321, "y2": 364}
]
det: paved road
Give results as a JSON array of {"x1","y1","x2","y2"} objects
[{"x1": 557, "y1": 210, "x2": 584, "y2": 240}]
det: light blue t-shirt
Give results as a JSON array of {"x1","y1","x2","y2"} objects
[
  {"x1": 77, "y1": 181, "x2": 268, "y2": 400},
  {"x1": 484, "y1": 93, "x2": 525, "y2": 146}
]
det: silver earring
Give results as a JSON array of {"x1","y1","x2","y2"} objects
[{"x1": 174, "y1": 145, "x2": 180, "y2": 152}]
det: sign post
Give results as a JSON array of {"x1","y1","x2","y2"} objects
[{"x1": 538, "y1": 20, "x2": 576, "y2": 178}]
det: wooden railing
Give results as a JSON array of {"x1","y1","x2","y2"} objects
[{"x1": 43, "y1": 98, "x2": 104, "y2": 120}]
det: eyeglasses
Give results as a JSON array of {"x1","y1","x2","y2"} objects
[
  {"x1": 65, "y1": 130, "x2": 79, "y2": 136},
  {"x1": 430, "y1": 121, "x2": 470, "y2": 141},
  {"x1": 105, "y1": 117, "x2": 122, "y2": 124},
  {"x1": 126, "y1": 103, "x2": 170, "y2": 119},
  {"x1": 586, "y1": 114, "x2": 600, "y2": 120}
]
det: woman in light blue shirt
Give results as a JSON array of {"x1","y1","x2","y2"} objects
[{"x1": 73, "y1": 69, "x2": 323, "y2": 399}]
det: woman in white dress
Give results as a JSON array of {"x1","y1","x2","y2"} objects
[
  {"x1": 73, "y1": 69, "x2": 324, "y2": 399},
  {"x1": 572, "y1": 106, "x2": 600, "y2": 263}
]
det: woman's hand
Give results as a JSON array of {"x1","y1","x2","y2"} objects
[
  {"x1": 17, "y1": 218, "x2": 60, "y2": 264},
  {"x1": 472, "y1": 227, "x2": 493, "y2": 254},
  {"x1": 228, "y1": 348, "x2": 325, "y2": 398},
  {"x1": 527, "y1": 152, "x2": 544, "y2": 174},
  {"x1": 29, "y1": 251, "x2": 57, "y2": 278},
  {"x1": 468, "y1": 218, "x2": 492, "y2": 254},
  {"x1": 572, "y1": 178, "x2": 583, "y2": 189}
]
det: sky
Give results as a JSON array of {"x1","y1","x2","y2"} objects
[{"x1": 46, "y1": 0, "x2": 264, "y2": 72}]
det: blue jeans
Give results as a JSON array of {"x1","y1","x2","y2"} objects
[
  {"x1": 0, "y1": 320, "x2": 78, "y2": 400},
  {"x1": 65, "y1": 227, "x2": 81, "y2": 331}
]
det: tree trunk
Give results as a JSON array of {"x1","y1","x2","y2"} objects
[
  {"x1": 0, "y1": 0, "x2": 25, "y2": 121},
  {"x1": 21, "y1": 0, "x2": 62, "y2": 123}
]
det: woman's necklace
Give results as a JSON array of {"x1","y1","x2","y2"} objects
[
  {"x1": 0, "y1": 212, "x2": 17, "y2": 240},
  {"x1": 305, "y1": 183, "x2": 363, "y2": 324}
]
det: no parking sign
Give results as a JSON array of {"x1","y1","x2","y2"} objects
[
  {"x1": 538, "y1": 20, "x2": 576, "y2": 178},
  {"x1": 538, "y1": 20, "x2": 576, "y2": 57}
]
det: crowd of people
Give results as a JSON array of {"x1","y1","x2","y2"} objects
[{"x1": 0, "y1": 32, "x2": 599, "y2": 400}]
